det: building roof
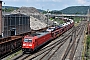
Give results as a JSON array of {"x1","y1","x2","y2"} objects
[
  {"x1": 31, "y1": 31, "x2": 50, "y2": 38},
  {"x1": 2, "y1": 12, "x2": 29, "y2": 17}
]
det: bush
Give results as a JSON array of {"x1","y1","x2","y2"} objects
[{"x1": 87, "y1": 35, "x2": 90, "y2": 47}]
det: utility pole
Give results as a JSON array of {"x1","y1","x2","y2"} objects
[
  {"x1": 0, "y1": 1, "x2": 2, "y2": 38},
  {"x1": 4, "y1": 2, "x2": 5, "y2": 14},
  {"x1": 42, "y1": 7, "x2": 43, "y2": 13},
  {"x1": 47, "y1": 9, "x2": 49, "y2": 28},
  {"x1": 87, "y1": 8, "x2": 90, "y2": 35}
]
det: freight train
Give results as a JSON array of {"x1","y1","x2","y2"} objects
[{"x1": 22, "y1": 18, "x2": 74, "y2": 53}]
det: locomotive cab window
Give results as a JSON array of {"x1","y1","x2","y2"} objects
[{"x1": 24, "y1": 38, "x2": 32, "y2": 42}]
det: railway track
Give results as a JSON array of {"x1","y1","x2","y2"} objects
[
  {"x1": 1, "y1": 26, "x2": 70, "y2": 60},
  {"x1": 38, "y1": 36, "x2": 70, "y2": 60},
  {"x1": 13, "y1": 30, "x2": 71, "y2": 60},
  {"x1": 61, "y1": 21, "x2": 86, "y2": 60},
  {"x1": 1, "y1": 21, "x2": 87, "y2": 60},
  {"x1": 23, "y1": 24, "x2": 83, "y2": 60},
  {"x1": 0, "y1": 27, "x2": 49, "y2": 59},
  {"x1": 3, "y1": 22, "x2": 83, "y2": 60},
  {"x1": 69, "y1": 22, "x2": 86, "y2": 60},
  {"x1": 12, "y1": 25, "x2": 78, "y2": 60}
]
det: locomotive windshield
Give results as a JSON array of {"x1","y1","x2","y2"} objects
[{"x1": 24, "y1": 38, "x2": 32, "y2": 42}]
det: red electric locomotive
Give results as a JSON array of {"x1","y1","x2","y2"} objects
[{"x1": 22, "y1": 32, "x2": 52, "y2": 53}]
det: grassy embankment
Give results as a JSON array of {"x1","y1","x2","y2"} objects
[
  {"x1": 85, "y1": 35, "x2": 90, "y2": 60},
  {"x1": 7, "y1": 50, "x2": 22, "y2": 60}
]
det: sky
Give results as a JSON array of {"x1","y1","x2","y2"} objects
[{"x1": 2, "y1": 0, "x2": 90, "y2": 10}]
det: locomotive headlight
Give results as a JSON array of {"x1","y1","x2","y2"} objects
[
  {"x1": 23, "y1": 44, "x2": 26, "y2": 46},
  {"x1": 29, "y1": 44, "x2": 32, "y2": 46}
]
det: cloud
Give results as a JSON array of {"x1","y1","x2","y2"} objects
[
  {"x1": 52, "y1": 0, "x2": 62, "y2": 2},
  {"x1": 76, "y1": 0, "x2": 86, "y2": 4},
  {"x1": 13, "y1": 0, "x2": 19, "y2": 1},
  {"x1": 3, "y1": 0, "x2": 18, "y2": 1},
  {"x1": 3, "y1": 0, "x2": 62, "y2": 2},
  {"x1": 26, "y1": 0, "x2": 29, "y2": 2},
  {"x1": 32, "y1": 0, "x2": 62, "y2": 2}
]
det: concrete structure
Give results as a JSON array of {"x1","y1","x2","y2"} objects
[{"x1": 2, "y1": 13, "x2": 30, "y2": 38}]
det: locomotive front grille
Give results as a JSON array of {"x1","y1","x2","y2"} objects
[{"x1": 22, "y1": 48, "x2": 33, "y2": 52}]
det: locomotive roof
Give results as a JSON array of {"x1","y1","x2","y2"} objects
[{"x1": 31, "y1": 31, "x2": 50, "y2": 37}]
